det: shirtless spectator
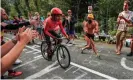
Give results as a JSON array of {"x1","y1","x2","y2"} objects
[{"x1": 81, "y1": 14, "x2": 100, "y2": 58}]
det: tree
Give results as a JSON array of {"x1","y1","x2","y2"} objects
[
  {"x1": 94, "y1": 0, "x2": 125, "y2": 33},
  {"x1": 10, "y1": 5, "x2": 18, "y2": 18},
  {"x1": 1, "y1": 0, "x2": 11, "y2": 15}
]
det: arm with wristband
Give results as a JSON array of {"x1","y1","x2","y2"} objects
[{"x1": 1, "y1": 20, "x2": 37, "y2": 30}]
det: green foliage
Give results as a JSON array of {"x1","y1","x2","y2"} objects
[
  {"x1": 10, "y1": 5, "x2": 18, "y2": 18},
  {"x1": 1, "y1": 0, "x2": 133, "y2": 34},
  {"x1": 128, "y1": 27, "x2": 133, "y2": 34},
  {"x1": 1, "y1": 0, "x2": 11, "y2": 15},
  {"x1": 108, "y1": 17, "x2": 117, "y2": 31},
  {"x1": 109, "y1": 30, "x2": 117, "y2": 36},
  {"x1": 75, "y1": 22, "x2": 83, "y2": 34},
  {"x1": 94, "y1": 0, "x2": 125, "y2": 33}
]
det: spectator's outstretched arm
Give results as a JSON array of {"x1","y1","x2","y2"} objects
[
  {"x1": 1, "y1": 20, "x2": 37, "y2": 30},
  {"x1": 1, "y1": 41, "x2": 26, "y2": 75},
  {"x1": 1, "y1": 28, "x2": 38, "y2": 75},
  {"x1": 1, "y1": 27, "x2": 26, "y2": 57},
  {"x1": 1, "y1": 41, "x2": 16, "y2": 58}
]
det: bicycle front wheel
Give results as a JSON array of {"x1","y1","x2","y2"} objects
[{"x1": 56, "y1": 45, "x2": 71, "y2": 69}]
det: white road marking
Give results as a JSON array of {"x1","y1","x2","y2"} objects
[
  {"x1": 82, "y1": 57, "x2": 101, "y2": 66},
  {"x1": 73, "y1": 68, "x2": 80, "y2": 73},
  {"x1": 26, "y1": 61, "x2": 59, "y2": 79},
  {"x1": 26, "y1": 46, "x2": 41, "y2": 52},
  {"x1": 33, "y1": 52, "x2": 40, "y2": 54},
  {"x1": 75, "y1": 69, "x2": 87, "y2": 79},
  {"x1": 25, "y1": 50, "x2": 35, "y2": 53},
  {"x1": 13, "y1": 57, "x2": 43, "y2": 70},
  {"x1": 23, "y1": 49, "x2": 27, "y2": 52},
  {"x1": 89, "y1": 61, "x2": 101, "y2": 66},
  {"x1": 34, "y1": 55, "x2": 42, "y2": 59},
  {"x1": 65, "y1": 66, "x2": 75, "y2": 72},
  {"x1": 51, "y1": 76, "x2": 63, "y2": 79},
  {"x1": 71, "y1": 62, "x2": 117, "y2": 80},
  {"x1": 82, "y1": 58, "x2": 90, "y2": 64},
  {"x1": 121, "y1": 57, "x2": 133, "y2": 71},
  {"x1": 31, "y1": 45, "x2": 40, "y2": 48}
]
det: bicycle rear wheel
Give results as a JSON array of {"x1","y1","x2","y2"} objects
[
  {"x1": 56, "y1": 45, "x2": 71, "y2": 69},
  {"x1": 41, "y1": 41, "x2": 49, "y2": 60}
]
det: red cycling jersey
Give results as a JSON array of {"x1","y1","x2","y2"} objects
[{"x1": 44, "y1": 17, "x2": 67, "y2": 38}]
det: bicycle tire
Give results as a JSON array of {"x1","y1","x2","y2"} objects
[
  {"x1": 56, "y1": 45, "x2": 71, "y2": 69},
  {"x1": 41, "y1": 41, "x2": 49, "y2": 60}
]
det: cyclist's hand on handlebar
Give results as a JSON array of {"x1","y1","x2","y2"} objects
[{"x1": 65, "y1": 35, "x2": 69, "y2": 39}]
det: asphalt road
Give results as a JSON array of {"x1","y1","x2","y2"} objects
[{"x1": 3, "y1": 33, "x2": 133, "y2": 79}]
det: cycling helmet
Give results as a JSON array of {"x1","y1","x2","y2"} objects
[{"x1": 51, "y1": 7, "x2": 62, "y2": 15}]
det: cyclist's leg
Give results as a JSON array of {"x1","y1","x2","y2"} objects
[
  {"x1": 49, "y1": 30, "x2": 61, "y2": 44},
  {"x1": 44, "y1": 33, "x2": 52, "y2": 59},
  {"x1": 40, "y1": 28, "x2": 43, "y2": 40},
  {"x1": 42, "y1": 28, "x2": 45, "y2": 40}
]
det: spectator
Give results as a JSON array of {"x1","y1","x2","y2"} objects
[
  {"x1": 34, "y1": 12, "x2": 43, "y2": 40},
  {"x1": 62, "y1": 14, "x2": 67, "y2": 27},
  {"x1": 47, "y1": 12, "x2": 51, "y2": 17},
  {"x1": 13, "y1": 16, "x2": 20, "y2": 24},
  {"x1": 66, "y1": 10, "x2": 77, "y2": 44},
  {"x1": 28, "y1": 11, "x2": 34, "y2": 20},
  {"x1": 127, "y1": 16, "x2": 133, "y2": 56},
  {"x1": 81, "y1": 14, "x2": 100, "y2": 58},
  {"x1": 127, "y1": 34, "x2": 133, "y2": 56},
  {"x1": 19, "y1": 16, "x2": 26, "y2": 23},
  {"x1": 115, "y1": 0, "x2": 133, "y2": 55},
  {"x1": 40, "y1": 16, "x2": 44, "y2": 22}
]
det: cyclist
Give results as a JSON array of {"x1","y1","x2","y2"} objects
[{"x1": 44, "y1": 7, "x2": 68, "y2": 61}]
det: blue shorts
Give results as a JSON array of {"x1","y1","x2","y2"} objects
[{"x1": 69, "y1": 30, "x2": 75, "y2": 35}]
